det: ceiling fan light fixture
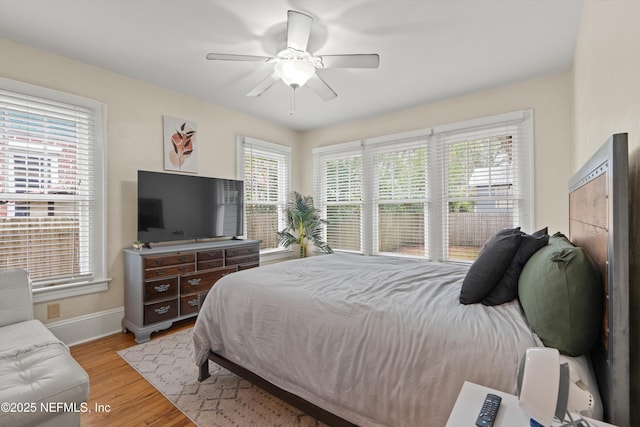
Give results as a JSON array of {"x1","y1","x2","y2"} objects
[{"x1": 275, "y1": 59, "x2": 316, "y2": 87}]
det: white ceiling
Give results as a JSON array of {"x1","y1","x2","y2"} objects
[{"x1": 0, "y1": 0, "x2": 583, "y2": 131}]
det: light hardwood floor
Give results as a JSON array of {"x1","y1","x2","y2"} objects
[{"x1": 70, "y1": 319, "x2": 196, "y2": 427}]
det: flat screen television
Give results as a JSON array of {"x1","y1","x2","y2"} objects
[{"x1": 137, "y1": 170, "x2": 244, "y2": 244}]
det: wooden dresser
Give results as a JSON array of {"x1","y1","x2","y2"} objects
[{"x1": 123, "y1": 239, "x2": 260, "y2": 343}]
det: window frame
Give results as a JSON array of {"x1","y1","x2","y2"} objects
[
  {"x1": 438, "y1": 118, "x2": 532, "y2": 261},
  {"x1": 313, "y1": 141, "x2": 364, "y2": 254},
  {"x1": 369, "y1": 138, "x2": 430, "y2": 258},
  {"x1": 236, "y1": 135, "x2": 292, "y2": 261},
  {"x1": 0, "y1": 77, "x2": 108, "y2": 303}
]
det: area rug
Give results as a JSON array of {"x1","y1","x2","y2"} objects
[{"x1": 118, "y1": 328, "x2": 325, "y2": 427}]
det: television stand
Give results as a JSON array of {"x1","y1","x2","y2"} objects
[{"x1": 122, "y1": 239, "x2": 260, "y2": 343}]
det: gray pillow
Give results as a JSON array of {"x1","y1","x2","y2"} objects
[
  {"x1": 459, "y1": 227, "x2": 522, "y2": 304},
  {"x1": 482, "y1": 227, "x2": 549, "y2": 306}
]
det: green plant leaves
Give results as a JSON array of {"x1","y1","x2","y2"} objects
[{"x1": 276, "y1": 191, "x2": 333, "y2": 256}]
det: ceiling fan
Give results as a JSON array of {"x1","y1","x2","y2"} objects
[{"x1": 206, "y1": 10, "x2": 379, "y2": 110}]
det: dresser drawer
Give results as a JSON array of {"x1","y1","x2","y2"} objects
[
  {"x1": 143, "y1": 252, "x2": 195, "y2": 269},
  {"x1": 144, "y1": 277, "x2": 179, "y2": 302},
  {"x1": 197, "y1": 259, "x2": 224, "y2": 270},
  {"x1": 143, "y1": 263, "x2": 195, "y2": 280},
  {"x1": 144, "y1": 298, "x2": 178, "y2": 325},
  {"x1": 225, "y1": 254, "x2": 259, "y2": 266},
  {"x1": 197, "y1": 249, "x2": 224, "y2": 261},
  {"x1": 225, "y1": 245, "x2": 259, "y2": 258},
  {"x1": 180, "y1": 266, "x2": 237, "y2": 295},
  {"x1": 180, "y1": 293, "x2": 202, "y2": 316}
]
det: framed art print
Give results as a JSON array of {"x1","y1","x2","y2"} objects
[{"x1": 163, "y1": 116, "x2": 197, "y2": 172}]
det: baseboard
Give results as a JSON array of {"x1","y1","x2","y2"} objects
[{"x1": 46, "y1": 306, "x2": 124, "y2": 347}]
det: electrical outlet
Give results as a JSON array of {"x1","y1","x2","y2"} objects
[{"x1": 47, "y1": 303, "x2": 60, "y2": 319}]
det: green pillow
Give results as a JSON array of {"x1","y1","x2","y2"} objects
[{"x1": 518, "y1": 234, "x2": 602, "y2": 356}]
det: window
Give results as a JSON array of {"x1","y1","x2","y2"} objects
[
  {"x1": 313, "y1": 110, "x2": 533, "y2": 262},
  {"x1": 371, "y1": 140, "x2": 429, "y2": 258},
  {"x1": 314, "y1": 144, "x2": 363, "y2": 253},
  {"x1": 440, "y1": 120, "x2": 530, "y2": 261},
  {"x1": 237, "y1": 136, "x2": 291, "y2": 254},
  {"x1": 0, "y1": 78, "x2": 107, "y2": 301}
]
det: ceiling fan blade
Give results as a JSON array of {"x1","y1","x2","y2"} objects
[
  {"x1": 247, "y1": 73, "x2": 280, "y2": 97},
  {"x1": 315, "y1": 54, "x2": 380, "y2": 69},
  {"x1": 305, "y1": 74, "x2": 337, "y2": 101},
  {"x1": 206, "y1": 53, "x2": 273, "y2": 62},
  {"x1": 287, "y1": 10, "x2": 313, "y2": 52}
]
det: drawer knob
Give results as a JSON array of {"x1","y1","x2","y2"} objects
[
  {"x1": 154, "y1": 305, "x2": 170, "y2": 315},
  {"x1": 188, "y1": 278, "x2": 202, "y2": 286},
  {"x1": 178, "y1": 256, "x2": 188, "y2": 262},
  {"x1": 188, "y1": 299, "x2": 199, "y2": 307},
  {"x1": 155, "y1": 269, "x2": 166, "y2": 275},
  {"x1": 154, "y1": 284, "x2": 170, "y2": 293}
]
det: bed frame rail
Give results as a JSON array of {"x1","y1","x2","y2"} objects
[{"x1": 199, "y1": 352, "x2": 357, "y2": 427}]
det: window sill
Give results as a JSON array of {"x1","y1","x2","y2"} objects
[
  {"x1": 32, "y1": 277, "x2": 112, "y2": 304},
  {"x1": 260, "y1": 249, "x2": 293, "y2": 264}
]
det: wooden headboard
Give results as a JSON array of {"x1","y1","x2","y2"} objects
[{"x1": 568, "y1": 133, "x2": 630, "y2": 426}]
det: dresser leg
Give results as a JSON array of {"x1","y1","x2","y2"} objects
[
  {"x1": 134, "y1": 330, "x2": 152, "y2": 344},
  {"x1": 122, "y1": 318, "x2": 174, "y2": 344}
]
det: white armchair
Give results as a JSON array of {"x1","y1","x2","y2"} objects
[{"x1": 0, "y1": 269, "x2": 90, "y2": 427}]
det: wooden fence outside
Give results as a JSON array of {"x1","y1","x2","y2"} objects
[
  {"x1": 447, "y1": 212, "x2": 513, "y2": 247},
  {"x1": 0, "y1": 217, "x2": 81, "y2": 281},
  {"x1": 0, "y1": 212, "x2": 510, "y2": 275}
]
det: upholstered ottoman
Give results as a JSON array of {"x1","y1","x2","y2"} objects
[{"x1": 0, "y1": 269, "x2": 90, "y2": 427}]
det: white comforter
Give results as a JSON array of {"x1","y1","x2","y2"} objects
[{"x1": 193, "y1": 253, "x2": 537, "y2": 427}]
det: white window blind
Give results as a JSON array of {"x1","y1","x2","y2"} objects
[
  {"x1": 237, "y1": 136, "x2": 290, "y2": 252},
  {"x1": 0, "y1": 79, "x2": 106, "y2": 293},
  {"x1": 370, "y1": 140, "x2": 429, "y2": 258},
  {"x1": 312, "y1": 110, "x2": 533, "y2": 262},
  {"x1": 314, "y1": 145, "x2": 363, "y2": 253},
  {"x1": 439, "y1": 116, "x2": 531, "y2": 261}
]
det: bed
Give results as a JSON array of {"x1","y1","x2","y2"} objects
[{"x1": 193, "y1": 133, "x2": 631, "y2": 427}]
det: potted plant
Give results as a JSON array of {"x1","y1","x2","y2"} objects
[{"x1": 276, "y1": 191, "x2": 333, "y2": 257}]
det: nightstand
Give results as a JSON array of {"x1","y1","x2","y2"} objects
[{"x1": 446, "y1": 381, "x2": 617, "y2": 427}]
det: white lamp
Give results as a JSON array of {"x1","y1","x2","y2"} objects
[
  {"x1": 517, "y1": 348, "x2": 595, "y2": 427},
  {"x1": 274, "y1": 59, "x2": 316, "y2": 88}
]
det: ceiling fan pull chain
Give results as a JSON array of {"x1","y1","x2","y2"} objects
[{"x1": 290, "y1": 85, "x2": 297, "y2": 115}]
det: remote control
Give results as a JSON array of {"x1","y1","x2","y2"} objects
[{"x1": 475, "y1": 393, "x2": 501, "y2": 427}]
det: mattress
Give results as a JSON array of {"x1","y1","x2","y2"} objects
[{"x1": 193, "y1": 253, "x2": 538, "y2": 426}]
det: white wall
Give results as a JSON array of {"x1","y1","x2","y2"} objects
[
  {"x1": 300, "y1": 72, "x2": 574, "y2": 235},
  {"x1": 573, "y1": 0, "x2": 640, "y2": 166},
  {"x1": 0, "y1": 38, "x2": 300, "y2": 324}
]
